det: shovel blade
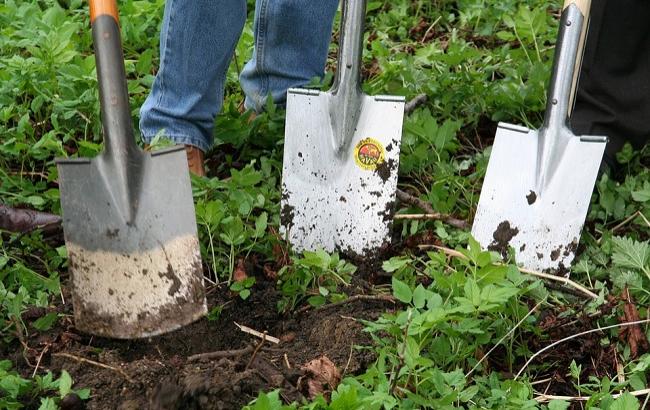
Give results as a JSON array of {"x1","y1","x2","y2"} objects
[
  {"x1": 472, "y1": 123, "x2": 606, "y2": 272},
  {"x1": 281, "y1": 90, "x2": 405, "y2": 255},
  {"x1": 56, "y1": 146, "x2": 206, "y2": 339}
]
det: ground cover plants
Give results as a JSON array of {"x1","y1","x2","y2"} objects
[{"x1": 1, "y1": 0, "x2": 649, "y2": 408}]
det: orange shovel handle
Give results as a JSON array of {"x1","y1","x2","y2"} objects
[{"x1": 90, "y1": 0, "x2": 120, "y2": 24}]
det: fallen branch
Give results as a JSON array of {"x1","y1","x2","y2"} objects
[
  {"x1": 297, "y1": 294, "x2": 396, "y2": 315},
  {"x1": 0, "y1": 204, "x2": 61, "y2": 233},
  {"x1": 395, "y1": 189, "x2": 469, "y2": 230},
  {"x1": 423, "y1": 245, "x2": 598, "y2": 300},
  {"x1": 234, "y1": 322, "x2": 280, "y2": 344},
  {"x1": 535, "y1": 388, "x2": 650, "y2": 403},
  {"x1": 515, "y1": 319, "x2": 650, "y2": 379},
  {"x1": 52, "y1": 352, "x2": 135, "y2": 384},
  {"x1": 404, "y1": 94, "x2": 428, "y2": 115},
  {"x1": 187, "y1": 346, "x2": 254, "y2": 362}
]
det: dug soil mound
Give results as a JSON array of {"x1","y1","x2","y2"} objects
[{"x1": 7, "y1": 278, "x2": 395, "y2": 410}]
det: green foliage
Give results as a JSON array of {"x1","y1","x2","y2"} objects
[
  {"x1": 277, "y1": 250, "x2": 356, "y2": 313},
  {"x1": 0, "y1": 361, "x2": 89, "y2": 409},
  {"x1": 2, "y1": 0, "x2": 649, "y2": 409}
]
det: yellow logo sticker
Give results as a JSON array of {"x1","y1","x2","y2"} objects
[{"x1": 354, "y1": 138, "x2": 385, "y2": 170}]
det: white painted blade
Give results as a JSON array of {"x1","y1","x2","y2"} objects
[
  {"x1": 281, "y1": 89, "x2": 405, "y2": 255},
  {"x1": 472, "y1": 123, "x2": 606, "y2": 272}
]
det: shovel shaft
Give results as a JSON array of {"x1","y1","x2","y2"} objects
[
  {"x1": 90, "y1": 0, "x2": 139, "y2": 157},
  {"x1": 331, "y1": 0, "x2": 366, "y2": 94},
  {"x1": 541, "y1": 2, "x2": 590, "y2": 131}
]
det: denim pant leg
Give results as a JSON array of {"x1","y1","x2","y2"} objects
[
  {"x1": 139, "y1": 0, "x2": 247, "y2": 152},
  {"x1": 240, "y1": 0, "x2": 339, "y2": 112}
]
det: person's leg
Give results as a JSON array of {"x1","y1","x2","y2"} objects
[
  {"x1": 571, "y1": 0, "x2": 650, "y2": 169},
  {"x1": 140, "y1": 0, "x2": 247, "y2": 156},
  {"x1": 240, "y1": 0, "x2": 339, "y2": 112}
]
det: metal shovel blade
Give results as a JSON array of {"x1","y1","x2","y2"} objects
[
  {"x1": 472, "y1": 123, "x2": 605, "y2": 271},
  {"x1": 57, "y1": 146, "x2": 207, "y2": 339},
  {"x1": 281, "y1": 90, "x2": 405, "y2": 254},
  {"x1": 473, "y1": 2, "x2": 607, "y2": 272}
]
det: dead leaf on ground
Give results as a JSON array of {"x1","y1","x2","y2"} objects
[
  {"x1": 619, "y1": 288, "x2": 649, "y2": 359},
  {"x1": 233, "y1": 258, "x2": 248, "y2": 283},
  {"x1": 298, "y1": 356, "x2": 341, "y2": 400}
]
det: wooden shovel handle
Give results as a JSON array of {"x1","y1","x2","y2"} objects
[
  {"x1": 563, "y1": 0, "x2": 591, "y2": 17},
  {"x1": 90, "y1": 0, "x2": 120, "y2": 24}
]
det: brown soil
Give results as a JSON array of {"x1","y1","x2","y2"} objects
[{"x1": 7, "y1": 277, "x2": 393, "y2": 410}]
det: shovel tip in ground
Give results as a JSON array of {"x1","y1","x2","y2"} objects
[
  {"x1": 472, "y1": 122, "x2": 606, "y2": 273},
  {"x1": 57, "y1": 147, "x2": 208, "y2": 339}
]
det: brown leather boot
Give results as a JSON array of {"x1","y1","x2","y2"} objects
[{"x1": 185, "y1": 145, "x2": 206, "y2": 177}]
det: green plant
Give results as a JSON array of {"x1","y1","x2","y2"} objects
[
  {"x1": 277, "y1": 250, "x2": 356, "y2": 312},
  {"x1": 0, "y1": 361, "x2": 89, "y2": 409}
]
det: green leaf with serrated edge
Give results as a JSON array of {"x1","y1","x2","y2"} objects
[{"x1": 612, "y1": 237, "x2": 649, "y2": 272}]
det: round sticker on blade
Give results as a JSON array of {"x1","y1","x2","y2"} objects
[{"x1": 354, "y1": 138, "x2": 385, "y2": 171}]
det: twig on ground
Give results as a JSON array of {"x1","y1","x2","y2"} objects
[
  {"x1": 234, "y1": 322, "x2": 280, "y2": 344},
  {"x1": 342, "y1": 343, "x2": 355, "y2": 377},
  {"x1": 466, "y1": 300, "x2": 544, "y2": 378},
  {"x1": 639, "y1": 211, "x2": 650, "y2": 229},
  {"x1": 283, "y1": 353, "x2": 291, "y2": 370},
  {"x1": 395, "y1": 189, "x2": 469, "y2": 229},
  {"x1": 423, "y1": 245, "x2": 598, "y2": 300},
  {"x1": 297, "y1": 294, "x2": 396, "y2": 315},
  {"x1": 188, "y1": 346, "x2": 254, "y2": 362},
  {"x1": 53, "y1": 352, "x2": 135, "y2": 384},
  {"x1": 515, "y1": 319, "x2": 650, "y2": 379},
  {"x1": 404, "y1": 94, "x2": 429, "y2": 115},
  {"x1": 32, "y1": 344, "x2": 50, "y2": 377},
  {"x1": 535, "y1": 388, "x2": 650, "y2": 403},
  {"x1": 245, "y1": 334, "x2": 268, "y2": 371}
]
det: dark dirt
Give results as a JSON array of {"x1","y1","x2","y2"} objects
[
  {"x1": 487, "y1": 221, "x2": 519, "y2": 258},
  {"x1": 374, "y1": 158, "x2": 396, "y2": 183},
  {"x1": 8, "y1": 275, "x2": 391, "y2": 410},
  {"x1": 526, "y1": 191, "x2": 537, "y2": 205}
]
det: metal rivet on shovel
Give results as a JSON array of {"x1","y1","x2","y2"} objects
[
  {"x1": 472, "y1": 0, "x2": 607, "y2": 272},
  {"x1": 55, "y1": 0, "x2": 206, "y2": 339},
  {"x1": 280, "y1": 0, "x2": 406, "y2": 255}
]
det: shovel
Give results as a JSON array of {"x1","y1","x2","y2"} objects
[
  {"x1": 281, "y1": 0, "x2": 405, "y2": 255},
  {"x1": 472, "y1": 0, "x2": 607, "y2": 272},
  {"x1": 55, "y1": 0, "x2": 206, "y2": 339}
]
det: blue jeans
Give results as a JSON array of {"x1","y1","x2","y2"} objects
[{"x1": 139, "y1": 0, "x2": 339, "y2": 152}]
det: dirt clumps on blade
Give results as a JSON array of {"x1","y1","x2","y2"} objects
[
  {"x1": 488, "y1": 221, "x2": 519, "y2": 258},
  {"x1": 526, "y1": 190, "x2": 537, "y2": 205}
]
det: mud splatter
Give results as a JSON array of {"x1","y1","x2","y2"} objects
[
  {"x1": 550, "y1": 246, "x2": 562, "y2": 261},
  {"x1": 488, "y1": 221, "x2": 519, "y2": 258},
  {"x1": 280, "y1": 204, "x2": 296, "y2": 228},
  {"x1": 106, "y1": 228, "x2": 119, "y2": 238},
  {"x1": 526, "y1": 191, "x2": 537, "y2": 205},
  {"x1": 563, "y1": 238, "x2": 578, "y2": 257},
  {"x1": 374, "y1": 159, "x2": 396, "y2": 183},
  {"x1": 159, "y1": 264, "x2": 182, "y2": 297}
]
